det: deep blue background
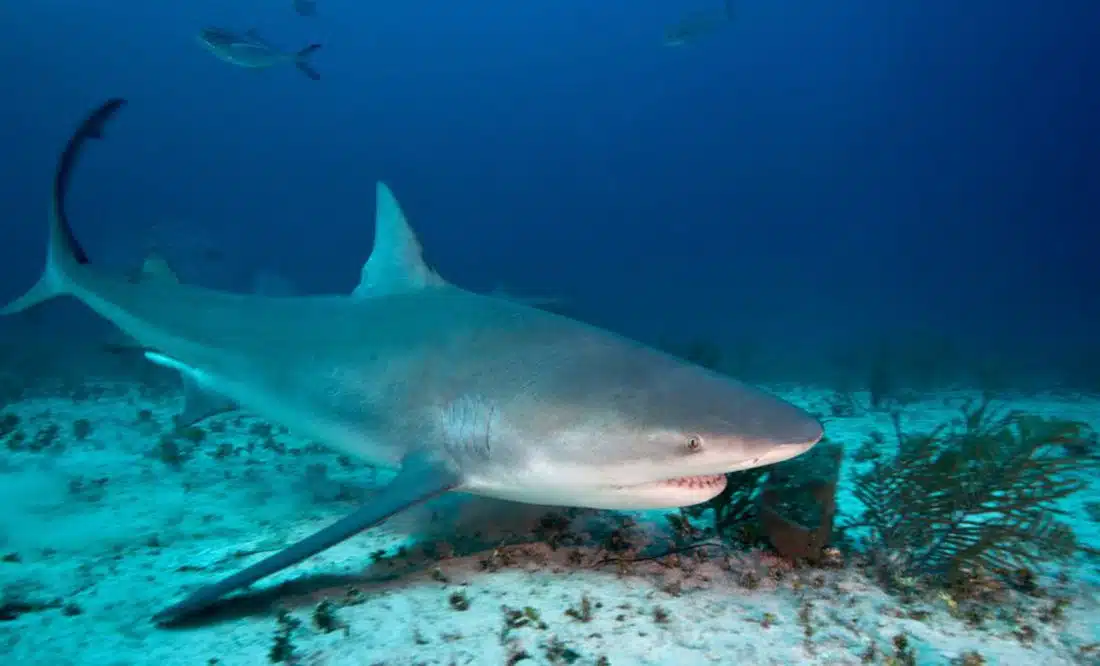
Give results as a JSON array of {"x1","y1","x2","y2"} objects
[{"x1": 1, "y1": 0, "x2": 1097, "y2": 381}]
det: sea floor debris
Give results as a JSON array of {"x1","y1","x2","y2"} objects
[{"x1": 0, "y1": 383, "x2": 1098, "y2": 665}]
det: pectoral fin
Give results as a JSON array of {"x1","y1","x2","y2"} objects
[
  {"x1": 142, "y1": 352, "x2": 238, "y2": 426},
  {"x1": 152, "y1": 453, "x2": 460, "y2": 624},
  {"x1": 177, "y1": 376, "x2": 238, "y2": 427}
]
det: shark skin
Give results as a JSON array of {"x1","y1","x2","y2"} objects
[{"x1": 2, "y1": 100, "x2": 824, "y2": 623}]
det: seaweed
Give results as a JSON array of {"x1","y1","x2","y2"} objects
[{"x1": 849, "y1": 397, "x2": 1097, "y2": 583}]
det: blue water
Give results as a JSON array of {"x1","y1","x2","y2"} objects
[
  {"x1": 1, "y1": 0, "x2": 1098, "y2": 385},
  {"x1": 1, "y1": 4, "x2": 1100, "y2": 663}
]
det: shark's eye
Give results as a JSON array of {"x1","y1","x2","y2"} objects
[{"x1": 686, "y1": 436, "x2": 703, "y2": 452}]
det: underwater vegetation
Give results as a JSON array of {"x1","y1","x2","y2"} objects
[
  {"x1": 700, "y1": 397, "x2": 1096, "y2": 589},
  {"x1": 848, "y1": 398, "x2": 1099, "y2": 585},
  {"x1": 665, "y1": 334, "x2": 1098, "y2": 596},
  {"x1": 675, "y1": 436, "x2": 842, "y2": 564},
  {"x1": 2, "y1": 330, "x2": 1099, "y2": 662}
]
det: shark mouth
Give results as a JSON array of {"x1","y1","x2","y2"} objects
[{"x1": 659, "y1": 474, "x2": 726, "y2": 490}]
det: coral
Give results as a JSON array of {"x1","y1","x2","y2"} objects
[
  {"x1": 269, "y1": 609, "x2": 301, "y2": 663},
  {"x1": 682, "y1": 467, "x2": 768, "y2": 543},
  {"x1": 29, "y1": 423, "x2": 61, "y2": 452},
  {"x1": 71, "y1": 418, "x2": 92, "y2": 441},
  {"x1": 760, "y1": 482, "x2": 837, "y2": 561},
  {"x1": 677, "y1": 439, "x2": 843, "y2": 563},
  {"x1": 0, "y1": 579, "x2": 62, "y2": 621},
  {"x1": 564, "y1": 595, "x2": 593, "y2": 622},
  {"x1": 0, "y1": 412, "x2": 25, "y2": 450},
  {"x1": 759, "y1": 441, "x2": 844, "y2": 562},
  {"x1": 176, "y1": 425, "x2": 207, "y2": 444},
  {"x1": 541, "y1": 636, "x2": 581, "y2": 664},
  {"x1": 0, "y1": 412, "x2": 20, "y2": 438},
  {"x1": 888, "y1": 634, "x2": 917, "y2": 666},
  {"x1": 448, "y1": 589, "x2": 470, "y2": 611},
  {"x1": 153, "y1": 434, "x2": 189, "y2": 469},
  {"x1": 311, "y1": 600, "x2": 345, "y2": 633},
  {"x1": 850, "y1": 397, "x2": 1096, "y2": 583}
]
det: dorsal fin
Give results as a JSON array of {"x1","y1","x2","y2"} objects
[
  {"x1": 351, "y1": 182, "x2": 445, "y2": 298},
  {"x1": 139, "y1": 253, "x2": 180, "y2": 283}
]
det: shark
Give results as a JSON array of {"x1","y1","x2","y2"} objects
[{"x1": 2, "y1": 99, "x2": 824, "y2": 623}]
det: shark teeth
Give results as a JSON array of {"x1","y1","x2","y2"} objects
[{"x1": 662, "y1": 474, "x2": 726, "y2": 489}]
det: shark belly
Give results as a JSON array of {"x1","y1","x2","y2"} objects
[
  {"x1": 150, "y1": 352, "x2": 399, "y2": 463},
  {"x1": 67, "y1": 276, "x2": 406, "y2": 469}
]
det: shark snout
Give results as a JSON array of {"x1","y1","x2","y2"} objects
[
  {"x1": 645, "y1": 362, "x2": 825, "y2": 473},
  {"x1": 769, "y1": 402, "x2": 823, "y2": 448},
  {"x1": 733, "y1": 397, "x2": 823, "y2": 467},
  {"x1": 674, "y1": 373, "x2": 824, "y2": 473}
]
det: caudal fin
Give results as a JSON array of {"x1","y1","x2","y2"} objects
[
  {"x1": 295, "y1": 43, "x2": 321, "y2": 80},
  {"x1": 0, "y1": 99, "x2": 127, "y2": 315}
]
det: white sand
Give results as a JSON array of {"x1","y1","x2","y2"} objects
[{"x1": 0, "y1": 385, "x2": 1097, "y2": 665}]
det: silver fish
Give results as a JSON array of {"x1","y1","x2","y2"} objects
[{"x1": 197, "y1": 27, "x2": 321, "y2": 80}]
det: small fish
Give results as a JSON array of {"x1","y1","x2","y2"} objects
[
  {"x1": 663, "y1": 0, "x2": 734, "y2": 47},
  {"x1": 197, "y1": 27, "x2": 321, "y2": 80},
  {"x1": 293, "y1": 0, "x2": 317, "y2": 17}
]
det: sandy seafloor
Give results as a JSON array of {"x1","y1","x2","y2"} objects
[{"x1": 0, "y1": 382, "x2": 1098, "y2": 666}]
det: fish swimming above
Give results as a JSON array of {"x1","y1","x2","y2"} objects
[
  {"x1": 663, "y1": 0, "x2": 735, "y2": 47},
  {"x1": 2, "y1": 99, "x2": 824, "y2": 623},
  {"x1": 197, "y1": 27, "x2": 321, "y2": 80}
]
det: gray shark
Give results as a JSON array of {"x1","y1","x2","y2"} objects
[
  {"x1": 197, "y1": 27, "x2": 321, "y2": 81},
  {"x1": 2, "y1": 99, "x2": 823, "y2": 623}
]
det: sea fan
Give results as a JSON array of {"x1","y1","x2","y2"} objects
[
  {"x1": 682, "y1": 466, "x2": 767, "y2": 541},
  {"x1": 851, "y1": 397, "x2": 1095, "y2": 582}
]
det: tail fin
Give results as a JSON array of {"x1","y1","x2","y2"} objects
[
  {"x1": 295, "y1": 44, "x2": 321, "y2": 80},
  {"x1": 0, "y1": 98, "x2": 127, "y2": 315}
]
